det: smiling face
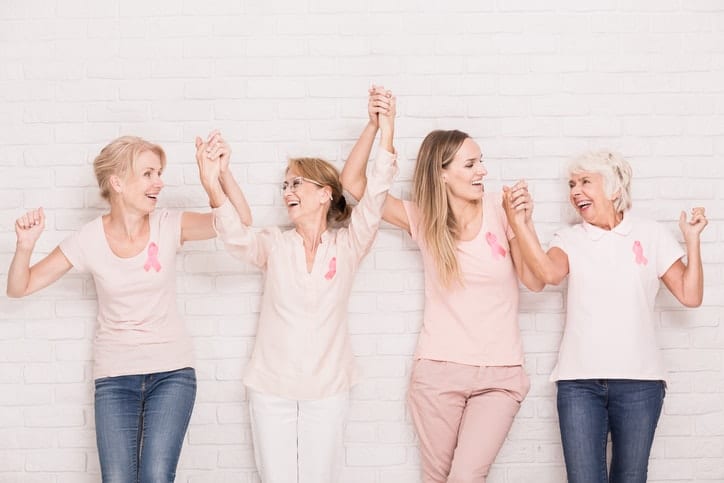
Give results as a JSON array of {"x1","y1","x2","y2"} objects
[
  {"x1": 114, "y1": 150, "x2": 164, "y2": 213},
  {"x1": 568, "y1": 171, "x2": 619, "y2": 228},
  {"x1": 442, "y1": 137, "x2": 487, "y2": 202},
  {"x1": 282, "y1": 167, "x2": 330, "y2": 225}
]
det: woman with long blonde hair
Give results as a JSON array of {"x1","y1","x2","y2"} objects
[{"x1": 341, "y1": 88, "x2": 542, "y2": 482}]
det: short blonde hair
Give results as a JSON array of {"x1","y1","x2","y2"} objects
[
  {"x1": 287, "y1": 157, "x2": 351, "y2": 225},
  {"x1": 93, "y1": 136, "x2": 166, "y2": 201},
  {"x1": 567, "y1": 150, "x2": 633, "y2": 212}
]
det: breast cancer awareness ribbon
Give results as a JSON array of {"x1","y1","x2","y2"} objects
[
  {"x1": 633, "y1": 241, "x2": 648, "y2": 266},
  {"x1": 324, "y1": 257, "x2": 337, "y2": 280},
  {"x1": 485, "y1": 232, "x2": 507, "y2": 260},
  {"x1": 143, "y1": 242, "x2": 162, "y2": 272}
]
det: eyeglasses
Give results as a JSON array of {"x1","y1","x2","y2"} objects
[{"x1": 280, "y1": 176, "x2": 325, "y2": 194}]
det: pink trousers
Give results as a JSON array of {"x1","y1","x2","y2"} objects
[{"x1": 407, "y1": 359, "x2": 530, "y2": 483}]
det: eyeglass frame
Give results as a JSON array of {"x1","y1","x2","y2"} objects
[{"x1": 280, "y1": 176, "x2": 326, "y2": 194}]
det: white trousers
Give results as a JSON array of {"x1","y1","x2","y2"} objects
[{"x1": 248, "y1": 388, "x2": 349, "y2": 483}]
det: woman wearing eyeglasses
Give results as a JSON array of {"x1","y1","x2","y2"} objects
[{"x1": 196, "y1": 95, "x2": 397, "y2": 482}]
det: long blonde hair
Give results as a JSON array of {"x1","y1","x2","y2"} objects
[{"x1": 412, "y1": 130, "x2": 470, "y2": 287}]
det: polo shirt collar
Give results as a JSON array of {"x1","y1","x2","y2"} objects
[{"x1": 582, "y1": 211, "x2": 633, "y2": 240}]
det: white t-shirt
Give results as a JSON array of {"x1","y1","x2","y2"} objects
[{"x1": 549, "y1": 213, "x2": 684, "y2": 382}]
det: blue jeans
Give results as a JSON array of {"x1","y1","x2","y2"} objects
[
  {"x1": 557, "y1": 379, "x2": 665, "y2": 483},
  {"x1": 94, "y1": 367, "x2": 196, "y2": 483}
]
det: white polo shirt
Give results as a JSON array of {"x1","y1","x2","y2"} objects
[{"x1": 549, "y1": 213, "x2": 684, "y2": 382}]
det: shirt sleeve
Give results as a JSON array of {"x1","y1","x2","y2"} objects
[
  {"x1": 344, "y1": 149, "x2": 397, "y2": 266},
  {"x1": 213, "y1": 200, "x2": 277, "y2": 270},
  {"x1": 58, "y1": 230, "x2": 87, "y2": 273},
  {"x1": 159, "y1": 210, "x2": 183, "y2": 252},
  {"x1": 549, "y1": 227, "x2": 569, "y2": 255},
  {"x1": 655, "y1": 222, "x2": 685, "y2": 277}
]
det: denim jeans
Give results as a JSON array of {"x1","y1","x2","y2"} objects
[
  {"x1": 94, "y1": 367, "x2": 197, "y2": 483},
  {"x1": 557, "y1": 379, "x2": 665, "y2": 483}
]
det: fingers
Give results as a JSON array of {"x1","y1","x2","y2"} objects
[
  {"x1": 16, "y1": 208, "x2": 44, "y2": 230},
  {"x1": 368, "y1": 84, "x2": 394, "y2": 118},
  {"x1": 689, "y1": 206, "x2": 708, "y2": 227},
  {"x1": 196, "y1": 130, "x2": 229, "y2": 162}
]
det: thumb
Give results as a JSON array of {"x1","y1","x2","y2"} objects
[
  {"x1": 679, "y1": 210, "x2": 687, "y2": 224},
  {"x1": 502, "y1": 185, "x2": 510, "y2": 193},
  {"x1": 195, "y1": 136, "x2": 202, "y2": 148}
]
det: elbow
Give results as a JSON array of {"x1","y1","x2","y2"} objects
[
  {"x1": 538, "y1": 268, "x2": 565, "y2": 287},
  {"x1": 530, "y1": 281, "x2": 545, "y2": 293},
  {"x1": 6, "y1": 287, "x2": 24, "y2": 298},
  {"x1": 682, "y1": 296, "x2": 703, "y2": 308},
  {"x1": 522, "y1": 276, "x2": 545, "y2": 292}
]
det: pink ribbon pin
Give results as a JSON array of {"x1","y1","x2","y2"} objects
[
  {"x1": 485, "y1": 232, "x2": 507, "y2": 260},
  {"x1": 143, "y1": 242, "x2": 162, "y2": 272},
  {"x1": 324, "y1": 257, "x2": 337, "y2": 280},
  {"x1": 633, "y1": 241, "x2": 648, "y2": 266}
]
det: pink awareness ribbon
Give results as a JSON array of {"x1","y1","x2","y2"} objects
[
  {"x1": 143, "y1": 242, "x2": 162, "y2": 272},
  {"x1": 485, "y1": 232, "x2": 507, "y2": 260},
  {"x1": 633, "y1": 241, "x2": 648, "y2": 266},
  {"x1": 324, "y1": 257, "x2": 337, "y2": 280}
]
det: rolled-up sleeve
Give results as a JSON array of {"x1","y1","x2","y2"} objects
[
  {"x1": 345, "y1": 149, "x2": 397, "y2": 264},
  {"x1": 213, "y1": 200, "x2": 277, "y2": 269}
]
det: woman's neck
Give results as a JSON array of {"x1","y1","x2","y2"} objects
[
  {"x1": 105, "y1": 205, "x2": 148, "y2": 242},
  {"x1": 448, "y1": 196, "x2": 483, "y2": 231}
]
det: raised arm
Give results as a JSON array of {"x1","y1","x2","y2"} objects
[
  {"x1": 661, "y1": 207, "x2": 707, "y2": 307},
  {"x1": 7, "y1": 208, "x2": 73, "y2": 297},
  {"x1": 503, "y1": 182, "x2": 569, "y2": 286},
  {"x1": 184, "y1": 131, "x2": 253, "y2": 244},
  {"x1": 205, "y1": 131, "x2": 252, "y2": 224},
  {"x1": 340, "y1": 87, "x2": 409, "y2": 231}
]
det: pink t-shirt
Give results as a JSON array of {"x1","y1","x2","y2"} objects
[
  {"x1": 59, "y1": 209, "x2": 194, "y2": 379},
  {"x1": 403, "y1": 192, "x2": 524, "y2": 367}
]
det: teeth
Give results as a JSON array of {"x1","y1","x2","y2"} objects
[
  {"x1": 472, "y1": 180, "x2": 482, "y2": 185},
  {"x1": 287, "y1": 201, "x2": 299, "y2": 207}
]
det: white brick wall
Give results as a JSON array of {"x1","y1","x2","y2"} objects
[{"x1": 1, "y1": 1, "x2": 723, "y2": 481}]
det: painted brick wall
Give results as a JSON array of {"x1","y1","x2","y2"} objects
[{"x1": 1, "y1": 1, "x2": 722, "y2": 482}]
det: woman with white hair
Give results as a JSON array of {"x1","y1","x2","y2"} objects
[{"x1": 502, "y1": 150, "x2": 707, "y2": 483}]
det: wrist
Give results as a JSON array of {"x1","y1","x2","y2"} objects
[
  {"x1": 208, "y1": 190, "x2": 228, "y2": 209},
  {"x1": 15, "y1": 240, "x2": 36, "y2": 253}
]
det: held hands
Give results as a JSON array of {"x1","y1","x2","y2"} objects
[
  {"x1": 15, "y1": 207, "x2": 45, "y2": 249},
  {"x1": 502, "y1": 180, "x2": 534, "y2": 228},
  {"x1": 369, "y1": 85, "x2": 396, "y2": 152},
  {"x1": 679, "y1": 207, "x2": 708, "y2": 241},
  {"x1": 368, "y1": 85, "x2": 395, "y2": 130},
  {"x1": 195, "y1": 130, "x2": 228, "y2": 207},
  {"x1": 195, "y1": 130, "x2": 231, "y2": 174}
]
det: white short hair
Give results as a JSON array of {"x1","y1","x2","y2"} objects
[{"x1": 567, "y1": 150, "x2": 633, "y2": 212}]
